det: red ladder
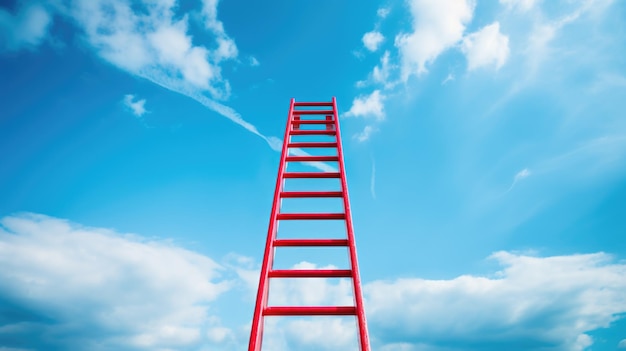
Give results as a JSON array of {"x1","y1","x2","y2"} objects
[{"x1": 248, "y1": 97, "x2": 371, "y2": 350}]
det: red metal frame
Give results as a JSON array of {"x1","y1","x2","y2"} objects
[{"x1": 247, "y1": 97, "x2": 371, "y2": 351}]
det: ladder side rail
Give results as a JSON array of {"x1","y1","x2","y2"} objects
[
  {"x1": 247, "y1": 98, "x2": 296, "y2": 351},
  {"x1": 332, "y1": 96, "x2": 371, "y2": 351}
]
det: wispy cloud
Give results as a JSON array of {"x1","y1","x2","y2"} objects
[
  {"x1": 344, "y1": 90, "x2": 385, "y2": 121},
  {"x1": 0, "y1": 3, "x2": 52, "y2": 51},
  {"x1": 123, "y1": 94, "x2": 147, "y2": 117},
  {"x1": 249, "y1": 56, "x2": 260, "y2": 67},
  {"x1": 619, "y1": 339, "x2": 626, "y2": 348},
  {"x1": 31, "y1": 0, "x2": 335, "y2": 172},
  {"x1": 461, "y1": 22, "x2": 510, "y2": 71},
  {"x1": 288, "y1": 148, "x2": 338, "y2": 173},
  {"x1": 505, "y1": 168, "x2": 531, "y2": 193},
  {"x1": 500, "y1": 0, "x2": 541, "y2": 12},
  {"x1": 353, "y1": 125, "x2": 377, "y2": 142},
  {"x1": 442, "y1": 72, "x2": 455, "y2": 85},
  {"x1": 377, "y1": 7, "x2": 391, "y2": 19},
  {"x1": 43, "y1": 0, "x2": 299, "y2": 163}
]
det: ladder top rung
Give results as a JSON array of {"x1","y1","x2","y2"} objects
[
  {"x1": 286, "y1": 155, "x2": 338, "y2": 162},
  {"x1": 277, "y1": 213, "x2": 346, "y2": 220},
  {"x1": 291, "y1": 120, "x2": 334, "y2": 125},
  {"x1": 283, "y1": 172, "x2": 341, "y2": 178},
  {"x1": 280, "y1": 191, "x2": 343, "y2": 198},
  {"x1": 287, "y1": 142, "x2": 337, "y2": 148},
  {"x1": 290, "y1": 130, "x2": 336, "y2": 136},
  {"x1": 274, "y1": 239, "x2": 349, "y2": 247},
  {"x1": 292, "y1": 110, "x2": 334, "y2": 115},
  {"x1": 263, "y1": 306, "x2": 356, "y2": 316},
  {"x1": 294, "y1": 102, "x2": 333, "y2": 107},
  {"x1": 269, "y1": 269, "x2": 352, "y2": 278}
]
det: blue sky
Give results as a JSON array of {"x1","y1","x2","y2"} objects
[{"x1": 1, "y1": 0, "x2": 626, "y2": 350}]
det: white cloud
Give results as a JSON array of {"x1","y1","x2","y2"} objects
[
  {"x1": 123, "y1": 94, "x2": 148, "y2": 117},
  {"x1": 344, "y1": 90, "x2": 385, "y2": 121},
  {"x1": 363, "y1": 31, "x2": 385, "y2": 52},
  {"x1": 354, "y1": 125, "x2": 377, "y2": 142},
  {"x1": 67, "y1": 0, "x2": 228, "y2": 98},
  {"x1": 249, "y1": 56, "x2": 260, "y2": 66},
  {"x1": 514, "y1": 168, "x2": 531, "y2": 181},
  {"x1": 395, "y1": 0, "x2": 475, "y2": 79},
  {"x1": 619, "y1": 339, "x2": 626, "y2": 348},
  {"x1": 0, "y1": 3, "x2": 52, "y2": 51},
  {"x1": 260, "y1": 262, "x2": 358, "y2": 351},
  {"x1": 373, "y1": 51, "x2": 393, "y2": 86},
  {"x1": 268, "y1": 261, "x2": 353, "y2": 307},
  {"x1": 500, "y1": 0, "x2": 541, "y2": 12},
  {"x1": 0, "y1": 213, "x2": 232, "y2": 350},
  {"x1": 377, "y1": 7, "x2": 391, "y2": 18},
  {"x1": 442, "y1": 73, "x2": 455, "y2": 85},
  {"x1": 355, "y1": 51, "x2": 395, "y2": 89},
  {"x1": 54, "y1": 0, "x2": 291, "y2": 157},
  {"x1": 462, "y1": 22, "x2": 510, "y2": 71},
  {"x1": 504, "y1": 168, "x2": 531, "y2": 193},
  {"x1": 245, "y1": 251, "x2": 626, "y2": 350},
  {"x1": 365, "y1": 251, "x2": 626, "y2": 350}
]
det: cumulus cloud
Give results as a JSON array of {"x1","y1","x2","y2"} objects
[
  {"x1": 260, "y1": 261, "x2": 358, "y2": 351},
  {"x1": 462, "y1": 22, "x2": 510, "y2": 71},
  {"x1": 268, "y1": 262, "x2": 353, "y2": 307},
  {"x1": 0, "y1": 3, "x2": 52, "y2": 51},
  {"x1": 362, "y1": 31, "x2": 385, "y2": 52},
  {"x1": 64, "y1": 0, "x2": 231, "y2": 99},
  {"x1": 123, "y1": 94, "x2": 148, "y2": 117},
  {"x1": 0, "y1": 213, "x2": 232, "y2": 350},
  {"x1": 395, "y1": 0, "x2": 475, "y2": 79},
  {"x1": 248, "y1": 251, "x2": 626, "y2": 350},
  {"x1": 39, "y1": 0, "x2": 291, "y2": 160},
  {"x1": 365, "y1": 251, "x2": 626, "y2": 350},
  {"x1": 344, "y1": 90, "x2": 385, "y2": 121},
  {"x1": 3, "y1": 214, "x2": 626, "y2": 351}
]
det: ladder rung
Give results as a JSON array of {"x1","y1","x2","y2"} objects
[
  {"x1": 287, "y1": 142, "x2": 337, "y2": 148},
  {"x1": 277, "y1": 213, "x2": 346, "y2": 220},
  {"x1": 274, "y1": 239, "x2": 350, "y2": 247},
  {"x1": 286, "y1": 156, "x2": 338, "y2": 162},
  {"x1": 283, "y1": 172, "x2": 341, "y2": 179},
  {"x1": 269, "y1": 269, "x2": 352, "y2": 278},
  {"x1": 280, "y1": 191, "x2": 343, "y2": 198},
  {"x1": 291, "y1": 120, "x2": 333, "y2": 125},
  {"x1": 292, "y1": 110, "x2": 334, "y2": 115},
  {"x1": 290, "y1": 130, "x2": 336, "y2": 136},
  {"x1": 294, "y1": 102, "x2": 333, "y2": 107},
  {"x1": 263, "y1": 306, "x2": 356, "y2": 316}
]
